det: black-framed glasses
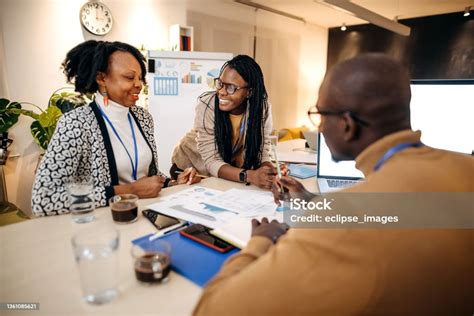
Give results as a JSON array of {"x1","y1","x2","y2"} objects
[
  {"x1": 214, "y1": 78, "x2": 248, "y2": 95},
  {"x1": 307, "y1": 106, "x2": 370, "y2": 128}
]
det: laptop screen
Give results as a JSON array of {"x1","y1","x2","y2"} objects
[
  {"x1": 410, "y1": 80, "x2": 474, "y2": 155},
  {"x1": 317, "y1": 133, "x2": 364, "y2": 179}
]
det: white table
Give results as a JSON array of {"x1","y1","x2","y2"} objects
[
  {"x1": 276, "y1": 139, "x2": 317, "y2": 165},
  {"x1": 0, "y1": 176, "x2": 318, "y2": 315}
]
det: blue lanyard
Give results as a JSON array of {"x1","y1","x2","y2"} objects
[
  {"x1": 232, "y1": 110, "x2": 247, "y2": 155},
  {"x1": 374, "y1": 142, "x2": 423, "y2": 172},
  {"x1": 99, "y1": 107, "x2": 138, "y2": 180}
]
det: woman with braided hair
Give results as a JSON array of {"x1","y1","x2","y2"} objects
[
  {"x1": 32, "y1": 40, "x2": 200, "y2": 216},
  {"x1": 171, "y1": 55, "x2": 278, "y2": 190}
]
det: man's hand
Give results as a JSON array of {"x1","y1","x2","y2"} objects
[
  {"x1": 251, "y1": 217, "x2": 290, "y2": 243},
  {"x1": 271, "y1": 176, "x2": 316, "y2": 205},
  {"x1": 247, "y1": 165, "x2": 277, "y2": 190}
]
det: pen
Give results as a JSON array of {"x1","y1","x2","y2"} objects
[
  {"x1": 175, "y1": 170, "x2": 209, "y2": 179},
  {"x1": 149, "y1": 223, "x2": 188, "y2": 241},
  {"x1": 271, "y1": 142, "x2": 288, "y2": 196},
  {"x1": 272, "y1": 147, "x2": 283, "y2": 179}
]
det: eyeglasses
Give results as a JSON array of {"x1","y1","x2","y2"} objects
[
  {"x1": 214, "y1": 78, "x2": 248, "y2": 95},
  {"x1": 307, "y1": 106, "x2": 370, "y2": 128}
]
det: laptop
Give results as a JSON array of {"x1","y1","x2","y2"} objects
[{"x1": 316, "y1": 133, "x2": 364, "y2": 193}]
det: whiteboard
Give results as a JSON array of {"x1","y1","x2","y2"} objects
[{"x1": 147, "y1": 51, "x2": 233, "y2": 176}]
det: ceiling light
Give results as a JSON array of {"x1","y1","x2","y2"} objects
[
  {"x1": 319, "y1": 0, "x2": 411, "y2": 36},
  {"x1": 464, "y1": 6, "x2": 471, "y2": 17},
  {"x1": 341, "y1": 23, "x2": 347, "y2": 31}
]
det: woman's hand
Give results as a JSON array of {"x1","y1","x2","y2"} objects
[
  {"x1": 176, "y1": 167, "x2": 201, "y2": 185},
  {"x1": 280, "y1": 163, "x2": 289, "y2": 176},
  {"x1": 247, "y1": 165, "x2": 277, "y2": 190},
  {"x1": 114, "y1": 175, "x2": 166, "y2": 198}
]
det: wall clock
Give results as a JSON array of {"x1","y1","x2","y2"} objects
[{"x1": 80, "y1": 1, "x2": 113, "y2": 36}]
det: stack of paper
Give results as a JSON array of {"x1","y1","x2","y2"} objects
[
  {"x1": 202, "y1": 189, "x2": 276, "y2": 217},
  {"x1": 146, "y1": 187, "x2": 279, "y2": 229}
]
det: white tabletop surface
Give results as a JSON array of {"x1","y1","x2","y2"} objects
[{"x1": 0, "y1": 176, "x2": 318, "y2": 315}]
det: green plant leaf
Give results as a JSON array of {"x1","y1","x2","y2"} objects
[
  {"x1": 16, "y1": 109, "x2": 40, "y2": 120},
  {"x1": 50, "y1": 91, "x2": 89, "y2": 114},
  {"x1": 0, "y1": 98, "x2": 22, "y2": 133},
  {"x1": 30, "y1": 121, "x2": 49, "y2": 150},
  {"x1": 38, "y1": 105, "x2": 62, "y2": 128},
  {"x1": 0, "y1": 98, "x2": 8, "y2": 108}
]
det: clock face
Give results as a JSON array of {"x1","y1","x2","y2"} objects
[{"x1": 80, "y1": 2, "x2": 113, "y2": 36}]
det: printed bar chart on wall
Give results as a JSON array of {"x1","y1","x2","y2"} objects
[{"x1": 147, "y1": 51, "x2": 234, "y2": 176}]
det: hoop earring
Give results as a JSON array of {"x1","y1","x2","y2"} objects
[{"x1": 102, "y1": 90, "x2": 109, "y2": 106}]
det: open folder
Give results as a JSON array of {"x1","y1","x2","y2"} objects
[{"x1": 132, "y1": 231, "x2": 240, "y2": 287}]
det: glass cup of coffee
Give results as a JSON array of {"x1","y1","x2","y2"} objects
[
  {"x1": 109, "y1": 194, "x2": 138, "y2": 224},
  {"x1": 131, "y1": 240, "x2": 171, "y2": 284}
]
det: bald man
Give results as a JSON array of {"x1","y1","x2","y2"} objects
[{"x1": 193, "y1": 54, "x2": 474, "y2": 315}]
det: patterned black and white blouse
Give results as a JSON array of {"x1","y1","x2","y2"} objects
[{"x1": 31, "y1": 102, "x2": 166, "y2": 216}]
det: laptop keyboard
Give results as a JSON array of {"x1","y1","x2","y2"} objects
[{"x1": 327, "y1": 179, "x2": 358, "y2": 188}]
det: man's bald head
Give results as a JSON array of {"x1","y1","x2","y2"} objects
[{"x1": 320, "y1": 53, "x2": 412, "y2": 135}]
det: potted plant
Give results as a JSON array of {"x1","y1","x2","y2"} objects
[
  {"x1": 0, "y1": 98, "x2": 21, "y2": 164},
  {"x1": 0, "y1": 88, "x2": 90, "y2": 151}
]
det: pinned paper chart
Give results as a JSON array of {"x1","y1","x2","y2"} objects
[{"x1": 206, "y1": 68, "x2": 220, "y2": 88}]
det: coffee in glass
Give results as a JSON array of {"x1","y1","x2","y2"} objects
[{"x1": 109, "y1": 194, "x2": 138, "y2": 223}]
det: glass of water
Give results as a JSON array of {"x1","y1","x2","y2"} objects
[
  {"x1": 71, "y1": 224, "x2": 120, "y2": 305},
  {"x1": 65, "y1": 180, "x2": 95, "y2": 224}
]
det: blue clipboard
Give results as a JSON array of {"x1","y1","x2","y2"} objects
[{"x1": 132, "y1": 231, "x2": 240, "y2": 287}]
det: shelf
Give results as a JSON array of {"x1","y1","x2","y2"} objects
[{"x1": 169, "y1": 24, "x2": 194, "y2": 52}]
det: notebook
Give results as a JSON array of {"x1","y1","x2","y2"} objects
[
  {"x1": 210, "y1": 215, "x2": 281, "y2": 249},
  {"x1": 317, "y1": 133, "x2": 364, "y2": 193},
  {"x1": 132, "y1": 231, "x2": 240, "y2": 287},
  {"x1": 287, "y1": 163, "x2": 317, "y2": 179}
]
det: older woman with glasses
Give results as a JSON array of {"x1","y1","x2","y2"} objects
[{"x1": 170, "y1": 55, "x2": 278, "y2": 190}]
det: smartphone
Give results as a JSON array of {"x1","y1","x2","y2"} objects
[
  {"x1": 180, "y1": 224, "x2": 235, "y2": 253},
  {"x1": 142, "y1": 209, "x2": 184, "y2": 230}
]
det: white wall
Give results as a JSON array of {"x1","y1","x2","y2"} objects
[
  {"x1": 186, "y1": 0, "x2": 328, "y2": 130},
  {"x1": 1, "y1": 0, "x2": 327, "y2": 215},
  {"x1": 0, "y1": 0, "x2": 186, "y2": 214}
]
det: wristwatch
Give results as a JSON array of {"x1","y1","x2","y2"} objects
[{"x1": 239, "y1": 169, "x2": 248, "y2": 183}]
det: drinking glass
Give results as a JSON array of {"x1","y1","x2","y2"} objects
[
  {"x1": 131, "y1": 240, "x2": 171, "y2": 284},
  {"x1": 66, "y1": 180, "x2": 95, "y2": 224},
  {"x1": 71, "y1": 225, "x2": 120, "y2": 304}
]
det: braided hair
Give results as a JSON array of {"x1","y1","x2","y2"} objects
[
  {"x1": 61, "y1": 40, "x2": 146, "y2": 94},
  {"x1": 201, "y1": 55, "x2": 269, "y2": 170}
]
